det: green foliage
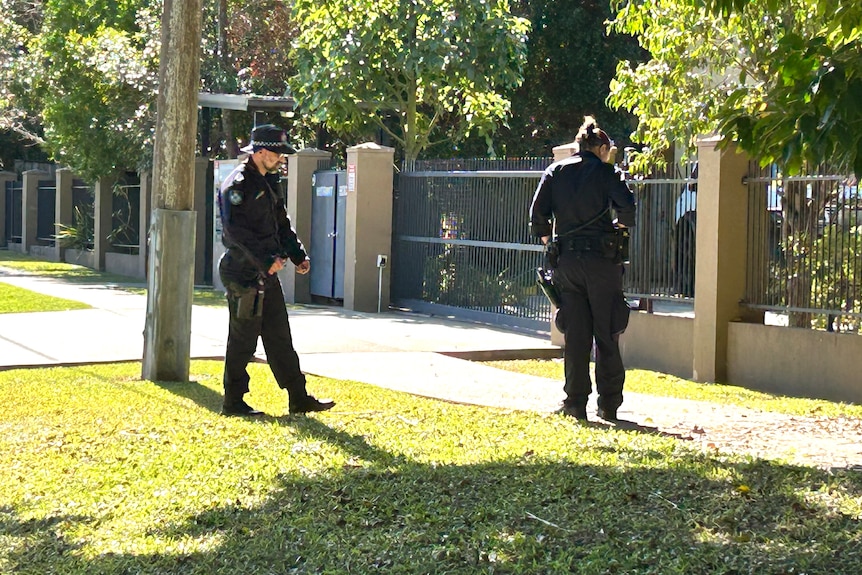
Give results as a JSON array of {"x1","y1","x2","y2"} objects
[
  {"x1": 423, "y1": 246, "x2": 532, "y2": 309},
  {"x1": 610, "y1": 0, "x2": 862, "y2": 175},
  {"x1": 55, "y1": 205, "x2": 95, "y2": 250},
  {"x1": 485, "y1": 0, "x2": 646, "y2": 158},
  {"x1": 810, "y1": 203, "x2": 862, "y2": 331},
  {"x1": 289, "y1": 0, "x2": 530, "y2": 162},
  {"x1": 2, "y1": 360, "x2": 862, "y2": 573},
  {"x1": 0, "y1": 0, "x2": 161, "y2": 180}
]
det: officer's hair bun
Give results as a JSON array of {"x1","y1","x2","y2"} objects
[{"x1": 575, "y1": 115, "x2": 611, "y2": 150}]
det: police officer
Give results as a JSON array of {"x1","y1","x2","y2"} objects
[
  {"x1": 218, "y1": 123, "x2": 334, "y2": 416},
  {"x1": 529, "y1": 116, "x2": 636, "y2": 422}
]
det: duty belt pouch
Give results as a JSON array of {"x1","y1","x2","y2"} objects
[
  {"x1": 546, "y1": 240, "x2": 560, "y2": 269},
  {"x1": 617, "y1": 229, "x2": 630, "y2": 264},
  {"x1": 235, "y1": 284, "x2": 264, "y2": 318},
  {"x1": 600, "y1": 234, "x2": 620, "y2": 261}
]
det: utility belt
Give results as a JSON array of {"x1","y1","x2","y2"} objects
[{"x1": 554, "y1": 230, "x2": 629, "y2": 264}]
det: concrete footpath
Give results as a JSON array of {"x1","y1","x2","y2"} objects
[{"x1": 0, "y1": 269, "x2": 567, "y2": 414}]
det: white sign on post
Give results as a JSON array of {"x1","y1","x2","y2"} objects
[{"x1": 347, "y1": 164, "x2": 356, "y2": 193}]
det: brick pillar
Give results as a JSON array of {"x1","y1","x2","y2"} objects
[
  {"x1": 55, "y1": 168, "x2": 75, "y2": 261},
  {"x1": 281, "y1": 148, "x2": 332, "y2": 304},
  {"x1": 94, "y1": 176, "x2": 115, "y2": 271},
  {"x1": 692, "y1": 137, "x2": 752, "y2": 381},
  {"x1": 344, "y1": 143, "x2": 395, "y2": 313}
]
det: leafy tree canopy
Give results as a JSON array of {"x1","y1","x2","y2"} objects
[
  {"x1": 289, "y1": 0, "x2": 530, "y2": 162},
  {"x1": 610, "y1": 0, "x2": 862, "y2": 175},
  {"x1": 699, "y1": 0, "x2": 862, "y2": 175},
  {"x1": 0, "y1": 0, "x2": 161, "y2": 181},
  {"x1": 490, "y1": 0, "x2": 645, "y2": 158}
]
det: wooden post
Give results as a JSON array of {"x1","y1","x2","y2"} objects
[{"x1": 142, "y1": 0, "x2": 203, "y2": 382}]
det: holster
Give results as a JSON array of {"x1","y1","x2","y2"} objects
[
  {"x1": 536, "y1": 267, "x2": 562, "y2": 308},
  {"x1": 233, "y1": 283, "x2": 265, "y2": 318}
]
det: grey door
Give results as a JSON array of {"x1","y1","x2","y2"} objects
[{"x1": 310, "y1": 170, "x2": 347, "y2": 299}]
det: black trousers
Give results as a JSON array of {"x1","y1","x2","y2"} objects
[
  {"x1": 553, "y1": 252, "x2": 629, "y2": 411},
  {"x1": 220, "y1": 266, "x2": 308, "y2": 404}
]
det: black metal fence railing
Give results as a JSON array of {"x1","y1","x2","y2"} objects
[
  {"x1": 393, "y1": 159, "x2": 549, "y2": 331},
  {"x1": 392, "y1": 159, "x2": 699, "y2": 330},
  {"x1": 36, "y1": 180, "x2": 57, "y2": 245},
  {"x1": 4, "y1": 180, "x2": 23, "y2": 243},
  {"x1": 623, "y1": 163, "x2": 697, "y2": 302},
  {"x1": 111, "y1": 177, "x2": 141, "y2": 254},
  {"x1": 744, "y1": 163, "x2": 861, "y2": 333}
]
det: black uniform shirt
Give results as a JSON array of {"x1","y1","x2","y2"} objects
[
  {"x1": 530, "y1": 151, "x2": 636, "y2": 239},
  {"x1": 219, "y1": 157, "x2": 308, "y2": 271}
]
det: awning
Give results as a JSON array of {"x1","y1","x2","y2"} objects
[{"x1": 197, "y1": 93, "x2": 296, "y2": 112}]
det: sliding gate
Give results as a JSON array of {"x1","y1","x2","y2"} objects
[{"x1": 391, "y1": 159, "x2": 551, "y2": 331}]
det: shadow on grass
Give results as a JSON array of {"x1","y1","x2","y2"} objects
[{"x1": 4, "y1": 417, "x2": 862, "y2": 575}]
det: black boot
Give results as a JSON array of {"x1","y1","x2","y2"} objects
[{"x1": 289, "y1": 395, "x2": 335, "y2": 414}]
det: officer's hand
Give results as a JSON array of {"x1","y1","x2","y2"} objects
[
  {"x1": 295, "y1": 260, "x2": 310, "y2": 275},
  {"x1": 268, "y1": 257, "x2": 286, "y2": 275}
]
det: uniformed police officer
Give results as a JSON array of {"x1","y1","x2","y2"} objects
[
  {"x1": 529, "y1": 116, "x2": 636, "y2": 422},
  {"x1": 218, "y1": 124, "x2": 334, "y2": 416}
]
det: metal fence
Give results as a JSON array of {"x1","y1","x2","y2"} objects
[
  {"x1": 624, "y1": 163, "x2": 697, "y2": 302},
  {"x1": 745, "y1": 163, "x2": 861, "y2": 332},
  {"x1": 37, "y1": 179, "x2": 56, "y2": 244},
  {"x1": 392, "y1": 159, "x2": 551, "y2": 331},
  {"x1": 110, "y1": 177, "x2": 141, "y2": 253},
  {"x1": 391, "y1": 159, "x2": 699, "y2": 330},
  {"x1": 4, "y1": 179, "x2": 22, "y2": 243}
]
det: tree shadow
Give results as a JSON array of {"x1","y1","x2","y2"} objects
[{"x1": 5, "y1": 416, "x2": 862, "y2": 574}]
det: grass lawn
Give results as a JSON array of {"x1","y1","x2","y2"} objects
[
  {"x1": 0, "y1": 250, "x2": 226, "y2": 308},
  {"x1": 0, "y1": 281, "x2": 91, "y2": 314},
  {"x1": 486, "y1": 359, "x2": 862, "y2": 418},
  {"x1": 2, "y1": 361, "x2": 861, "y2": 574}
]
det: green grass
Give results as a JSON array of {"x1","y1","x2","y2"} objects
[
  {"x1": 0, "y1": 249, "x2": 132, "y2": 284},
  {"x1": 0, "y1": 281, "x2": 91, "y2": 313},
  {"x1": 486, "y1": 359, "x2": 862, "y2": 418},
  {"x1": 0, "y1": 249, "x2": 226, "y2": 308},
  {"x1": 2, "y1": 360, "x2": 861, "y2": 574}
]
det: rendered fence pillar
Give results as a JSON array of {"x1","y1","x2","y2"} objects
[
  {"x1": 55, "y1": 168, "x2": 75, "y2": 262},
  {"x1": 344, "y1": 143, "x2": 394, "y2": 313},
  {"x1": 93, "y1": 176, "x2": 115, "y2": 271},
  {"x1": 0, "y1": 171, "x2": 16, "y2": 248},
  {"x1": 22, "y1": 170, "x2": 48, "y2": 253},
  {"x1": 138, "y1": 171, "x2": 152, "y2": 279},
  {"x1": 692, "y1": 138, "x2": 753, "y2": 382},
  {"x1": 281, "y1": 148, "x2": 331, "y2": 303}
]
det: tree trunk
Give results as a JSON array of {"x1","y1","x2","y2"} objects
[{"x1": 142, "y1": 0, "x2": 203, "y2": 382}]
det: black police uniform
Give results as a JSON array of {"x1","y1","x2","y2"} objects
[
  {"x1": 530, "y1": 150, "x2": 636, "y2": 416},
  {"x1": 218, "y1": 156, "x2": 312, "y2": 409}
]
